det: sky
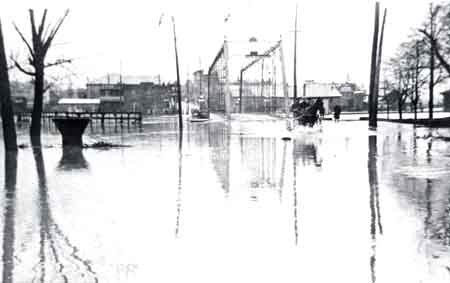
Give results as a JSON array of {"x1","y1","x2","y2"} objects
[{"x1": 0, "y1": 0, "x2": 433, "y2": 89}]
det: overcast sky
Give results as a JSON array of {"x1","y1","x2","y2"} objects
[{"x1": 1, "y1": 0, "x2": 433, "y2": 88}]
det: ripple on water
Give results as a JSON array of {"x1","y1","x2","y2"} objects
[{"x1": 395, "y1": 165, "x2": 450, "y2": 180}]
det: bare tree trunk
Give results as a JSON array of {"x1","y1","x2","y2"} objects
[
  {"x1": 413, "y1": 103, "x2": 418, "y2": 121},
  {"x1": 30, "y1": 67, "x2": 44, "y2": 146},
  {"x1": 368, "y1": 2, "x2": 380, "y2": 128},
  {"x1": 429, "y1": 56, "x2": 434, "y2": 120},
  {"x1": 414, "y1": 43, "x2": 419, "y2": 123},
  {"x1": 429, "y1": 3, "x2": 435, "y2": 120},
  {"x1": 398, "y1": 96, "x2": 403, "y2": 120},
  {"x1": 0, "y1": 20, "x2": 17, "y2": 151}
]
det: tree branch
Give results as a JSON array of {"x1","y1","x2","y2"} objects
[
  {"x1": 43, "y1": 9, "x2": 69, "y2": 53},
  {"x1": 29, "y1": 9, "x2": 38, "y2": 45},
  {"x1": 44, "y1": 58, "x2": 72, "y2": 68},
  {"x1": 37, "y1": 9, "x2": 48, "y2": 39},
  {"x1": 11, "y1": 58, "x2": 35, "y2": 76},
  {"x1": 44, "y1": 82, "x2": 53, "y2": 92},
  {"x1": 420, "y1": 28, "x2": 450, "y2": 75},
  {"x1": 13, "y1": 23, "x2": 34, "y2": 58}
]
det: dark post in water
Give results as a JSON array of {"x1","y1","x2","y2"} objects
[{"x1": 53, "y1": 118, "x2": 90, "y2": 147}]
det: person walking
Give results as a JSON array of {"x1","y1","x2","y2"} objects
[
  {"x1": 333, "y1": 104, "x2": 341, "y2": 122},
  {"x1": 317, "y1": 98, "x2": 325, "y2": 124}
]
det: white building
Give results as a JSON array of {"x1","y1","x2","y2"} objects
[{"x1": 302, "y1": 81, "x2": 342, "y2": 114}]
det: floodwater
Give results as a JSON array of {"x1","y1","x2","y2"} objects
[{"x1": 1, "y1": 114, "x2": 450, "y2": 282}]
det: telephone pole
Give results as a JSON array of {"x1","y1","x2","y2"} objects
[
  {"x1": 172, "y1": 16, "x2": 183, "y2": 132},
  {"x1": 293, "y1": 4, "x2": 299, "y2": 100}
]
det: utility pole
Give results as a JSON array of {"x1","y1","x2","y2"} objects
[
  {"x1": 172, "y1": 16, "x2": 183, "y2": 132},
  {"x1": 368, "y1": 2, "x2": 380, "y2": 128},
  {"x1": 293, "y1": 4, "x2": 299, "y2": 100},
  {"x1": 373, "y1": 7, "x2": 387, "y2": 127}
]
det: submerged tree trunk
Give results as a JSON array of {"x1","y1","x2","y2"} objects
[
  {"x1": 398, "y1": 97, "x2": 403, "y2": 120},
  {"x1": 0, "y1": 20, "x2": 17, "y2": 151},
  {"x1": 30, "y1": 67, "x2": 44, "y2": 146}
]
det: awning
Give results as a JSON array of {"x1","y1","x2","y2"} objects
[{"x1": 58, "y1": 98, "x2": 100, "y2": 105}]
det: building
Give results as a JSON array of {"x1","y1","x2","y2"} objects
[
  {"x1": 337, "y1": 82, "x2": 367, "y2": 111},
  {"x1": 302, "y1": 81, "x2": 342, "y2": 114},
  {"x1": 11, "y1": 96, "x2": 27, "y2": 114},
  {"x1": 441, "y1": 90, "x2": 450, "y2": 112},
  {"x1": 10, "y1": 80, "x2": 34, "y2": 112},
  {"x1": 192, "y1": 70, "x2": 208, "y2": 102},
  {"x1": 86, "y1": 82, "x2": 178, "y2": 115}
]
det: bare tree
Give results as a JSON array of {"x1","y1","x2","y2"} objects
[
  {"x1": 380, "y1": 79, "x2": 396, "y2": 120},
  {"x1": 419, "y1": 3, "x2": 450, "y2": 118},
  {"x1": 386, "y1": 54, "x2": 413, "y2": 120},
  {"x1": 12, "y1": 9, "x2": 70, "y2": 146},
  {"x1": 0, "y1": 19, "x2": 17, "y2": 151},
  {"x1": 405, "y1": 39, "x2": 429, "y2": 122},
  {"x1": 420, "y1": 3, "x2": 450, "y2": 72}
]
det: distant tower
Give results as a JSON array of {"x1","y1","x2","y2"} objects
[{"x1": 346, "y1": 73, "x2": 351, "y2": 83}]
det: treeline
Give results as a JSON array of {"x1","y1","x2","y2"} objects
[{"x1": 383, "y1": 2, "x2": 450, "y2": 121}]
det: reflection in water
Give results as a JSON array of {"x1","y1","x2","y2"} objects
[
  {"x1": 293, "y1": 139, "x2": 322, "y2": 167},
  {"x1": 239, "y1": 137, "x2": 278, "y2": 200},
  {"x1": 32, "y1": 147, "x2": 98, "y2": 282},
  {"x1": 368, "y1": 135, "x2": 383, "y2": 283},
  {"x1": 175, "y1": 134, "x2": 183, "y2": 238},
  {"x1": 208, "y1": 123, "x2": 230, "y2": 195},
  {"x1": 2, "y1": 152, "x2": 18, "y2": 283},
  {"x1": 412, "y1": 127, "x2": 417, "y2": 163},
  {"x1": 426, "y1": 135, "x2": 432, "y2": 164},
  {"x1": 278, "y1": 140, "x2": 288, "y2": 202},
  {"x1": 292, "y1": 145, "x2": 298, "y2": 246},
  {"x1": 424, "y1": 179, "x2": 432, "y2": 242},
  {"x1": 57, "y1": 147, "x2": 89, "y2": 170},
  {"x1": 425, "y1": 179, "x2": 450, "y2": 246}
]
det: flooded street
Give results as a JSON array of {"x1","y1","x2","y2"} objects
[{"x1": 1, "y1": 115, "x2": 450, "y2": 282}]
